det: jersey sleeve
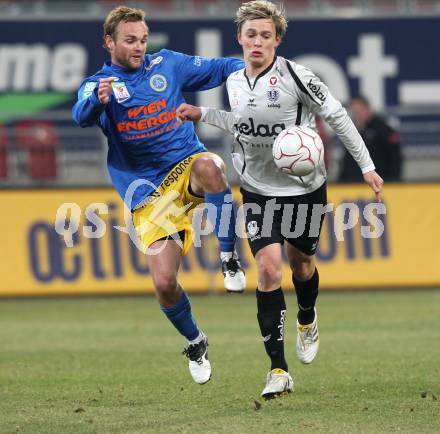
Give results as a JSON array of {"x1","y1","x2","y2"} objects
[
  {"x1": 319, "y1": 92, "x2": 375, "y2": 174},
  {"x1": 168, "y1": 50, "x2": 244, "y2": 92},
  {"x1": 286, "y1": 61, "x2": 329, "y2": 114},
  {"x1": 200, "y1": 107, "x2": 239, "y2": 134},
  {"x1": 287, "y1": 60, "x2": 375, "y2": 174},
  {"x1": 72, "y1": 78, "x2": 106, "y2": 128}
]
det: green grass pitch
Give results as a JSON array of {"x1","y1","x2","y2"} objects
[{"x1": 1, "y1": 290, "x2": 439, "y2": 433}]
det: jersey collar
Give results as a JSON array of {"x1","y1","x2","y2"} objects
[
  {"x1": 103, "y1": 57, "x2": 147, "y2": 79},
  {"x1": 243, "y1": 56, "x2": 277, "y2": 91}
]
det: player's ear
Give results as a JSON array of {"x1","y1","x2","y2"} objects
[
  {"x1": 274, "y1": 36, "x2": 282, "y2": 48},
  {"x1": 237, "y1": 31, "x2": 243, "y2": 46},
  {"x1": 105, "y1": 34, "x2": 114, "y2": 51}
]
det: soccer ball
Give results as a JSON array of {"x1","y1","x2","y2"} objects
[{"x1": 272, "y1": 126, "x2": 324, "y2": 177}]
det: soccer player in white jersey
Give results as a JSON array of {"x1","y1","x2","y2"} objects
[{"x1": 177, "y1": 0, "x2": 383, "y2": 398}]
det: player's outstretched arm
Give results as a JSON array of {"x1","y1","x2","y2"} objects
[
  {"x1": 176, "y1": 103, "x2": 239, "y2": 135},
  {"x1": 363, "y1": 170, "x2": 384, "y2": 202},
  {"x1": 175, "y1": 52, "x2": 243, "y2": 92},
  {"x1": 176, "y1": 103, "x2": 202, "y2": 123}
]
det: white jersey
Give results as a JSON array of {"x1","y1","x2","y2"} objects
[{"x1": 201, "y1": 56, "x2": 374, "y2": 196}]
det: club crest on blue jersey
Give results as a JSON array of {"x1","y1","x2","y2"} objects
[{"x1": 150, "y1": 74, "x2": 168, "y2": 92}]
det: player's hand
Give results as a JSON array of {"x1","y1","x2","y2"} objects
[
  {"x1": 363, "y1": 170, "x2": 384, "y2": 202},
  {"x1": 98, "y1": 77, "x2": 117, "y2": 104},
  {"x1": 176, "y1": 103, "x2": 202, "y2": 123}
]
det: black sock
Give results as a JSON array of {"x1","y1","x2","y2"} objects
[
  {"x1": 293, "y1": 268, "x2": 319, "y2": 325},
  {"x1": 256, "y1": 288, "x2": 288, "y2": 372}
]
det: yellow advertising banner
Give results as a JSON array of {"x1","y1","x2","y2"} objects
[{"x1": 0, "y1": 184, "x2": 439, "y2": 296}]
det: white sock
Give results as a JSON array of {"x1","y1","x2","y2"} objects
[
  {"x1": 188, "y1": 331, "x2": 204, "y2": 346},
  {"x1": 220, "y1": 251, "x2": 237, "y2": 262}
]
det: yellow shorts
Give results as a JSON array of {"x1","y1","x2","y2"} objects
[{"x1": 132, "y1": 152, "x2": 212, "y2": 255}]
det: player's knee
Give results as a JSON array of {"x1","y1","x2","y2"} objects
[
  {"x1": 194, "y1": 158, "x2": 226, "y2": 189},
  {"x1": 201, "y1": 158, "x2": 223, "y2": 177},
  {"x1": 293, "y1": 261, "x2": 315, "y2": 281},
  {"x1": 258, "y1": 260, "x2": 282, "y2": 289},
  {"x1": 153, "y1": 274, "x2": 178, "y2": 296}
]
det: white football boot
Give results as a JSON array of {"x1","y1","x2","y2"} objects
[
  {"x1": 296, "y1": 309, "x2": 319, "y2": 364},
  {"x1": 221, "y1": 252, "x2": 246, "y2": 293},
  {"x1": 182, "y1": 332, "x2": 211, "y2": 384},
  {"x1": 261, "y1": 368, "x2": 294, "y2": 399}
]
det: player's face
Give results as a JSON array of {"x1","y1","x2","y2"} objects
[
  {"x1": 107, "y1": 20, "x2": 148, "y2": 70},
  {"x1": 238, "y1": 19, "x2": 280, "y2": 74}
]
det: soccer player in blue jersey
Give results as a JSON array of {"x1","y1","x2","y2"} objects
[{"x1": 72, "y1": 6, "x2": 246, "y2": 384}]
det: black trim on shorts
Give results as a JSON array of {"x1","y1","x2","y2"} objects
[
  {"x1": 240, "y1": 183, "x2": 327, "y2": 257},
  {"x1": 156, "y1": 230, "x2": 186, "y2": 244},
  {"x1": 187, "y1": 182, "x2": 204, "y2": 199}
]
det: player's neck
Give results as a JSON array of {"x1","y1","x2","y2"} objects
[{"x1": 245, "y1": 58, "x2": 275, "y2": 78}]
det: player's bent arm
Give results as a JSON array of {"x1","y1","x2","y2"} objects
[
  {"x1": 172, "y1": 50, "x2": 244, "y2": 92},
  {"x1": 72, "y1": 81, "x2": 106, "y2": 128},
  {"x1": 176, "y1": 103, "x2": 238, "y2": 134},
  {"x1": 319, "y1": 93, "x2": 375, "y2": 175},
  {"x1": 292, "y1": 62, "x2": 374, "y2": 174},
  {"x1": 200, "y1": 107, "x2": 240, "y2": 134}
]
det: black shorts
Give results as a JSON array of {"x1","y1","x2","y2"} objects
[{"x1": 241, "y1": 182, "x2": 327, "y2": 257}]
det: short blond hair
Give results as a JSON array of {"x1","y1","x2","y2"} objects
[
  {"x1": 235, "y1": 1, "x2": 288, "y2": 39},
  {"x1": 103, "y1": 6, "x2": 147, "y2": 50}
]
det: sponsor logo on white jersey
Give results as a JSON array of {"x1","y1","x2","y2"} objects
[
  {"x1": 306, "y1": 78, "x2": 326, "y2": 103},
  {"x1": 269, "y1": 75, "x2": 278, "y2": 86},
  {"x1": 247, "y1": 97, "x2": 257, "y2": 108},
  {"x1": 231, "y1": 89, "x2": 240, "y2": 108},
  {"x1": 234, "y1": 118, "x2": 285, "y2": 138}
]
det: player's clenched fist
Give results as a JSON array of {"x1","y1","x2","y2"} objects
[
  {"x1": 98, "y1": 77, "x2": 117, "y2": 104},
  {"x1": 176, "y1": 103, "x2": 202, "y2": 123}
]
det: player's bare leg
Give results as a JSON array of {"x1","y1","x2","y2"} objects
[
  {"x1": 255, "y1": 244, "x2": 293, "y2": 398},
  {"x1": 286, "y1": 243, "x2": 319, "y2": 364},
  {"x1": 147, "y1": 238, "x2": 210, "y2": 384},
  {"x1": 190, "y1": 154, "x2": 246, "y2": 293}
]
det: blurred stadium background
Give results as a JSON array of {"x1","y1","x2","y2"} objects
[
  {"x1": 0, "y1": 0, "x2": 439, "y2": 295},
  {"x1": 1, "y1": 2, "x2": 439, "y2": 433}
]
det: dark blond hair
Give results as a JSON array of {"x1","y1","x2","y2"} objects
[
  {"x1": 235, "y1": 1, "x2": 287, "y2": 39},
  {"x1": 103, "y1": 6, "x2": 147, "y2": 50}
]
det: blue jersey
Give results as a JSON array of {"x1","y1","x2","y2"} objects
[{"x1": 72, "y1": 49, "x2": 243, "y2": 209}]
